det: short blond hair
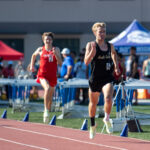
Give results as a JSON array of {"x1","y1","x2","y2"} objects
[{"x1": 92, "y1": 22, "x2": 106, "y2": 32}]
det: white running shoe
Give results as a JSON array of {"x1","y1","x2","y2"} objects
[
  {"x1": 43, "y1": 111, "x2": 49, "y2": 124},
  {"x1": 103, "y1": 118, "x2": 113, "y2": 134},
  {"x1": 89, "y1": 125, "x2": 96, "y2": 139}
]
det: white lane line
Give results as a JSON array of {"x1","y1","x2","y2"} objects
[
  {"x1": 13, "y1": 120, "x2": 150, "y2": 143},
  {"x1": 3, "y1": 126, "x2": 127, "y2": 150},
  {"x1": 0, "y1": 137, "x2": 49, "y2": 150}
]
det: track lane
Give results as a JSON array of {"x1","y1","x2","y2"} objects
[{"x1": 0, "y1": 119, "x2": 150, "y2": 150}]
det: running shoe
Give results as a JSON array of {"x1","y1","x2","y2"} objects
[
  {"x1": 103, "y1": 118, "x2": 113, "y2": 134},
  {"x1": 43, "y1": 110, "x2": 49, "y2": 124},
  {"x1": 89, "y1": 125, "x2": 96, "y2": 139}
]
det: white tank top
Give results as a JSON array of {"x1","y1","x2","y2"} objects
[{"x1": 144, "y1": 60, "x2": 150, "y2": 76}]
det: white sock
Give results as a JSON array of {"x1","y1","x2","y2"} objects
[
  {"x1": 44, "y1": 108, "x2": 49, "y2": 117},
  {"x1": 104, "y1": 112, "x2": 110, "y2": 121},
  {"x1": 44, "y1": 108, "x2": 49, "y2": 113}
]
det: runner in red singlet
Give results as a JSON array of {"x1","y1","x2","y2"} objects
[
  {"x1": 29, "y1": 32, "x2": 62, "y2": 123},
  {"x1": 37, "y1": 45, "x2": 58, "y2": 87}
]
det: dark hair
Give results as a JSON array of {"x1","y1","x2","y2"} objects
[
  {"x1": 79, "y1": 53, "x2": 84, "y2": 57},
  {"x1": 117, "y1": 52, "x2": 123, "y2": 58},
  {"x1": 42, "y1": 32, "x2": 54, "y2": 41},
  {"x1": 70, "y1": 51, "x2": 76, "y2": 56},
  {"x1": 130, "y1": 46, "x2": 136, "y2": 51}
]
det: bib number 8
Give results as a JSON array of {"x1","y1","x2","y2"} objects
[
  {"x1": 49, "y1": 55, "x2": 53, "y2": 62},
  {"x1": 106, "y1": 63, "x2": 111, "y2": 70}
]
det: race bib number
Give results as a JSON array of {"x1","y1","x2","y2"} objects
[
  {"x1": 106, "y1": 63, "x2": 111, "y2": 70},
  {"x1": 49, "y1": 55, "x2": 53, "y2": 62}
]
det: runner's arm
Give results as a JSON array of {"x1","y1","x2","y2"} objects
[
  {"x1": 30, "y1": 47, "x2": 42, "y2": 72},
  {"x1": 53, "y1": 47, "x2": 62, "y2": 66},
  {"x1": 111, "y1": 44, "x2": 120, "y2": 75},
  {"x1": 84, "y1": 42, "x2": 96, "y2": 66}
]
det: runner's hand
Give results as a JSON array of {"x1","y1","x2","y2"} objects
[
  {"x1": 52, "y1": 47, "x2": 58, "y2": 56},
  {"x1": 29, "y1": 65, "x2": 34, "y2": 72},
  {"x1": 114, "y1": 66, "x2": 120, "y2": 76}
]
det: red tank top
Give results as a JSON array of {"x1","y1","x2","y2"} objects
[{"x1": 37, "y1": 46, "x2": 57, "y2": 78}]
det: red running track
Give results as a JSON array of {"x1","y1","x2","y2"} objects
[{"x1": 0, "y1": 119, "x2": 150, "y2": 150}]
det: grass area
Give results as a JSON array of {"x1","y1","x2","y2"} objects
[{"x1": 1, "y1": 104, "x2": 150, "y2": 141}]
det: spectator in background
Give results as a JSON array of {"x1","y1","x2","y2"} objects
[
  {"x1": 60, "y1": 48, "x2": 74, "y2": 80},
  {"x1": 14, "y1": 59, "x2": 25, "y2": 79},
  {"x1": 70, "y1": 50, "x2": 77, "y2": 64},
  {"x1": 3, "y1": 61, "x2": 14, "y2": 78},
  {"x1": 142, "y1": 56, "x2": 150, "y2": 79},
  {"x1": 80, "y1": 48, "x2": 86, "y2": 55},
  {"x1": 0, "y1": 65, "x2": 3, "y2": 78},
  {"x1": 114, "y1": 52, "x2": 126, "y2": 84},
  {"x1": 126, "y1": 46, "x2": 139, "y2": 105},
  {"x1": 57, "y1": 50, "x2": 74, "y2": 78},
  {"x1": 2, "y1": 61, "x2": 14, "y2": 99},
  {"x1": 0, "y1": 57, "x2": 3, "y2": 68},
  {"x1": 126, "y1": 47, "x2": 139, "y2": 79},
  {"x1": 74, "y1": 53, "x2": 89, "y2": 104}
]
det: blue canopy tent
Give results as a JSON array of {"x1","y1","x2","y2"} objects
[{"x1": 109, "y1": 19, "x2": 150, "y2": 55}]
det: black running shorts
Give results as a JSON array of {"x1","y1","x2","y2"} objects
[{"x1": 89, "y1": 77, "x2": 114, "y2": 92}]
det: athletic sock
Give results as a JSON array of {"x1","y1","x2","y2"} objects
[
  {"x1": 44, "y1": 108, "x2": 49, "y2": 117},
  {"x1": 104, "y1": 112, "x2": 110, "y2": 121},
  {"x1": 90, "y1": 117, "x2": 95, "y2": 126},
  {"x1": 44, "y1": 107, "x2": 49, "y2": 112}
]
